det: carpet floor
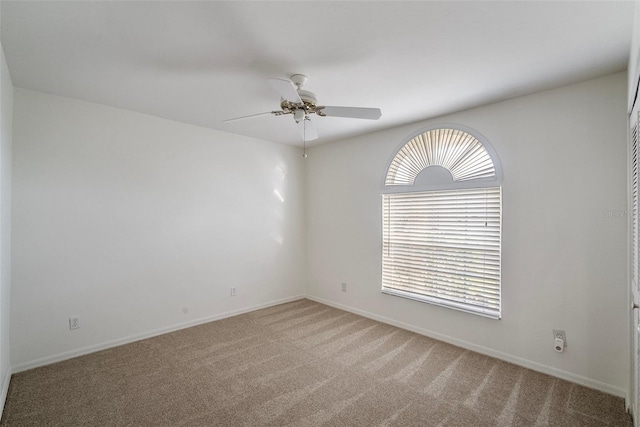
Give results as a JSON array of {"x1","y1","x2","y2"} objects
[{"x1": 0, "y1": 299, "x2": 633, "y2": 426}]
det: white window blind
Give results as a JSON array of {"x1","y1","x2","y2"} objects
[
  {"x1": 632, "y1": 109, "x2": 639, "y2": 296},
  {"x1": 386, "y1": 128, "x2": 496, "y2": 186},
  {"x1": 382, "y1": 187, "x2": 502, "y2": 318}
]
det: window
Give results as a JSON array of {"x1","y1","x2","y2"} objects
[{"x1": 382, "y1": 126, "x2": 502, "y2": 319}]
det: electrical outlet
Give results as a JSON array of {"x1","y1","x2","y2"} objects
[
  {"x1": 553, "y1": 329, "x2": 567, "y2": 347},
  {"x1": 69, "y1": 316, "x2": 80, "y2": 330},
  {"x1": 341, "y1": 282, "x2": 347, "y2": 292},
  {"x1": 230, "y1": 287, "x2": 237, "y2": 297}
]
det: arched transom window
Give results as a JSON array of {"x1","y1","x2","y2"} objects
[
  {"x1": 386, "y1": 128, "x2": 496, "y2": 185},
  {"x1": 382, "y1": 126, "x2": 502, "y2": 319}
]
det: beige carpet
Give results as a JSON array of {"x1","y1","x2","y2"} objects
[{"x1": 0, "y1": 299, "x2": 632, "y2": 426}]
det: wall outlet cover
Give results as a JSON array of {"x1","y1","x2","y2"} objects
[{"x1": 69, "y1": 316, "x2": 80, "y2": 330}]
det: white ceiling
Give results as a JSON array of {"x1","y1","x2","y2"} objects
[{"x1": 1, "y1": 1, "x2": 634, "y2": 147}]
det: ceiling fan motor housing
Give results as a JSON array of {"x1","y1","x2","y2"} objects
[
  {"x1": 288, "y1": 74, "x2": 321, "y2": 118},
  {"x1": 280, "y1": 87, "x2": 321, "y2": 121},
  {"x1": 297, "y1": 89, "x2": 317, "y2": 106}
]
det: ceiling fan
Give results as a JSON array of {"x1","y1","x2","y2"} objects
[{"x1": 223, "y1": 74, "x2": 382, "y2": 141}]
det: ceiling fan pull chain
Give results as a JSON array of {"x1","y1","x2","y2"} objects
[{"x1": 303, "y1": 119, "x2": 308, "y2": 159}]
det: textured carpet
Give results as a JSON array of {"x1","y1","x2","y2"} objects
[{"x1": 0, "y1": 299, "x2": 632, "y2": 426}]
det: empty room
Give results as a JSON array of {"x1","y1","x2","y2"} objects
[{"x1": 0, "y1": 1, "x2": 639, "y2": 425}]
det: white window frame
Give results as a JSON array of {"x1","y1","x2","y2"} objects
[{"x1": 382, "y1": 124, "x2": 503, "y2": 319}]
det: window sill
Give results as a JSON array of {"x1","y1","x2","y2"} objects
[{"x1": 381, "y1": 288, "x2": 501, "y2": 320}]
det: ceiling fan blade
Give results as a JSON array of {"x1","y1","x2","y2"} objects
[
  {"x1": 320, "y1": 106, "x2": 382, "y2": 120},
  {"x1": 221, "y1": 111, "x2": 278, "y2": 122},
  {"x1": 298, "y1": 119, "x2": 318, "y2": 141},
  {"x1": 268, "y1": 78, "x2": 302, "y2": 103}
]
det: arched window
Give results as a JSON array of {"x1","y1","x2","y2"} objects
[{"x1": 382, "y1": 125, "x2": 502, "y2": 319}]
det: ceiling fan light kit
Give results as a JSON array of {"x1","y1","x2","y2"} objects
[
  {"x1": 293, "y1": 108, "x2": 306, "y2": 123},
  {"x1": 224, "y1": 74, "x2": 382, "y2": 142}
]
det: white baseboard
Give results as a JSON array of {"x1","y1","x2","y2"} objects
[
  {"x1": 0, "y1": 369, "x2": 11, "y2": 418},
  {"x1": 11, "y1": 294, "x2": 306, "y2": 374},
  {"x1": 306, "y1": 295, "x2": 626, "y2": 398},
  {"x1": 9, "y1": 293, "x2": 626, "y2": 399}
]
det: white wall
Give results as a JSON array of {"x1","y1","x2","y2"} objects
[
  {"x1": 11, "y1": 89, "x2": 305, "y2": 369},
  {"x1": 0, "y1": 43, "x2": 13, "y2": 410},
  {"x1": 306, "y1": 72, "x2": 629, "y2": 396}
]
